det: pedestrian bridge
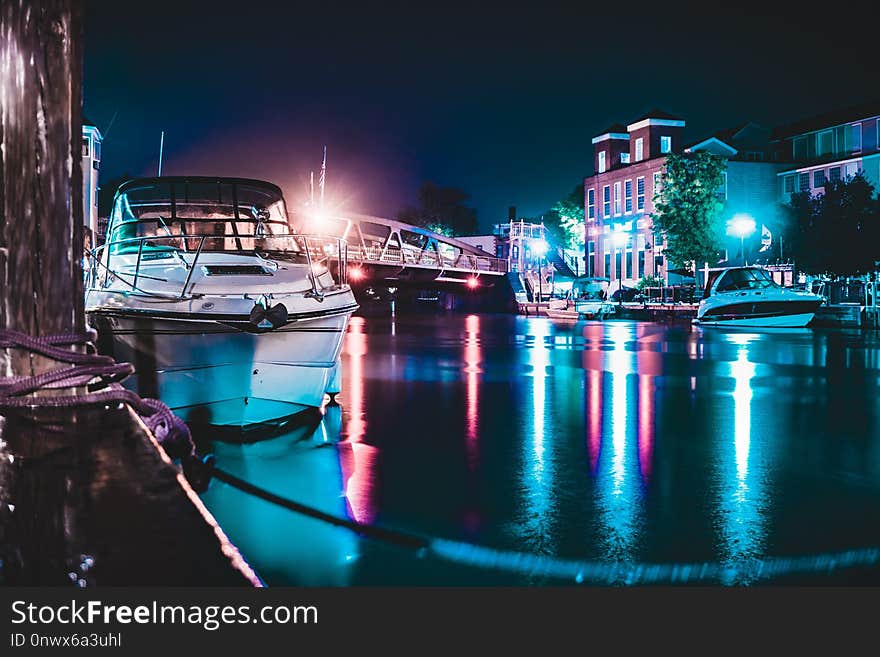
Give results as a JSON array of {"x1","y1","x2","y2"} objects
[{"x1": 292, "y1": 210, "x2": 508, "y2": 287}]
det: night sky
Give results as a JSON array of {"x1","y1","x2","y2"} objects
[{"x1": 84, "y1": 1, "x2": 880, "y2": 231}]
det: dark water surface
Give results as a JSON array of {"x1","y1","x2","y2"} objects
[{"x1": 200, "y1": 314, "x2": 880, "y2": 585}]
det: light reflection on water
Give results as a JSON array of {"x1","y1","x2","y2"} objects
[
  {"x1": 199, "y1": 315, "x2": 880, "y2": 585},
  {"x1": 714, "y1": 332, "x2": 767, "y2": 583}
]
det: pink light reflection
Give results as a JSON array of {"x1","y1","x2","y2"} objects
[
  {"x1": 464, "y1": 314, "x2": 481, "y2": 470},
  {"x1": 635, "y1": 327, "x2": 660, "y2": 484},
  {"x1": 338, "y1": 316, "x2": 378, "y2": 524},
  {"x1": 582, "y1": 324, "x2": 605, "y2": 474}
]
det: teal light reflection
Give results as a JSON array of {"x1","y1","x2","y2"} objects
[
  {"x1": 716, "y1": 333, "x2": 767, "y2": 583},
  {"x1": 200, "y1": 412, "x2": 359, "y2": 585},
  {"x1": 517, "y1": 318, "x2": 555, "y2": 553}
]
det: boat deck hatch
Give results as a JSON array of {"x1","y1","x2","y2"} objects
[{"x1": 201, "y1": 265, "x2": 272, "y2": 276}]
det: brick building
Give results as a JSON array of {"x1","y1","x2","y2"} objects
[
  {"x1": 584, "y1": 109, "x2": 684, "y2": 287},
  {"x1": 585, "y1": 111, "x2": 790, "y2": 288}
]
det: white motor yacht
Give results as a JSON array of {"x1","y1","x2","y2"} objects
[
  {"x1": 695, "y1": 266, "x2": 822, "y2": 328},
  {"x1": 85, "y1": 177, "x2": 358, "y2": 427},
  {"x1": 545, "y1": 276, "x2": 614, "y2": 320}
]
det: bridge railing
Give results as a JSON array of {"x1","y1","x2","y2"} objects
[{"x1": 341, "y1": 244, "x2": 507, "y2": 274}]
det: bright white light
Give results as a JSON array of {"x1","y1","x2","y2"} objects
[
  {"x1": 531, "y1": 238, "x2": 549, "y2": 257},
  {"x1": 612, "y1": 230, "x2": 628, "y2": 247},
  {"x1": 727, "y1": 214, "x2": 756, "y2": 238}
]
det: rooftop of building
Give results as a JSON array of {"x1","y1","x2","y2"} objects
[
  {"x1": 629, "y1": 108, "x2": 684, "y2": 124},
  {"x1": 771, "y1": 99, "x2": 880, "y2": 139},
  {"x1": 594, "y1": 122, "x2": 629, "y2": 137}
]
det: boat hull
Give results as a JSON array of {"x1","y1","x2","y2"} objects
[
  {"x1": 89, "y1": 310, "x2": 351, "y2": 426},
  {"x1": 546, "y1": 300, "x2": 614, "y2": 321},
  {"x1": 694, "y1": 311, "x2": 817, "y2": 328}
]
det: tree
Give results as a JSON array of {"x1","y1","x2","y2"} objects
[
  {"x1": 784, "y1": 173, "x2": 879, "y2": 276},
  {"x1": 397, "y1": 182, "x2": 478, "y2": 237},
  {"x1": 651, "y1": 152, "x2": 727, "y2": 271},
  {"x1": 636, "y1": 274, "x2": 663, "y2": 290},
  {"x1": 550, "y1": 184, "x2": 586, "y2": 251}
]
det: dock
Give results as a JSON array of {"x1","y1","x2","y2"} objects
[
  {"x1": 0, "y1": 1, "x2": 257, "y2": 587},
  {"x1": 0, "y1": 406, "x2": 259, "y2": 585},
  {"x1": 519, "y1": 299, "x2": 878, "y2": 328}
]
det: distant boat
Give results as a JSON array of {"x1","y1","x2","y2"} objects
[
  {"x1": 546, "y1": 276, "x2": 615, "y2": 321},
  {"x1": 85, "y1": 176, "x2": 358, "y2": 427},
  {"x1": 694, "y1": 266, "x2": 822, "y2": 328}
]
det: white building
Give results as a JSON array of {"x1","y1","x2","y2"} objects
[{"x1": 82, "y1": 120, "x2": 103, "y2": 246}]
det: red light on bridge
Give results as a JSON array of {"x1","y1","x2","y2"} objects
[
  {"x1": 466, "y1": 277, "x2": 479, "y2": 289},
  {"x1": 349, "y1": 266, "x2": 365, "y2": 281}
]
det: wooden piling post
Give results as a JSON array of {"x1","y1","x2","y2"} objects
[{"x1": 0, "y1": 0, "x2": 84, "y2": 378}]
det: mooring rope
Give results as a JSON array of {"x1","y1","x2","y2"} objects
[
  {"x1": 204, "y1": 458, "x2": 880, "y2": 585},
  {"x1": 3, "y1": 328, "x2": 878, "y2": 584},
  {"x1": 0, "y1": 329, "x2": 192, "y2": 453}
]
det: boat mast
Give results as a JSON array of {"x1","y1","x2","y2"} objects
[{"x1": 157, "y1": 130, "x2": 165, "y2": 176}]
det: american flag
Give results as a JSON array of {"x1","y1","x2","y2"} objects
[{"x1": 319, "y1": 145, "x2": 327, "y2": 207}]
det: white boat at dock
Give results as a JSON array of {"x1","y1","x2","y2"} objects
[
  {"x1": 85, "y1": 177, "x2": 358, "y2": 427},
  {"x1": 545, "y1": 276, "x2": 615, "y2": 320},
  {"x1": 694, "y1": 266, "x2": 822, "y2": 328}
]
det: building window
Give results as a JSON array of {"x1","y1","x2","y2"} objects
[
  {"x1": 625, "y1": 238, "x2": 633, "y2": 279},
  {"x1": 793, "y1": 135, "x2": 813, "y2": 160},
  {"x1": 620, "y1": 152, "x2": 630, "y2": 164},
  {"x1": 636, "y1": 176, "x2": 645, "y2": 210},
  {"x1": 818, "y1": 130, "x2": 833, "y2": 156},
  {"x1": 798, "y1": 172, "x2": 810, "y2": 191},
  {"x1": 813, "y1": 170, "x2": 825, "y2": 188},
  {"x1": 613, "y1": 182, "x2": 621, "y2": 215},
  {"x1": 783, "y1": 174, "x2": 795, "y2": 194},
  {"x1": 829, "y1": 167, "x2": 841, "y2": 183},
  {"x1": 82, "y1": 137, "x2": 89, "y2": 157},
  {"x1": 604, "y1": 251, "x2": 611, "y2": 278},
  {"x1": 624, "y1": 180, "x2": 633, "y2": 214},
  {"x1": 660, "y1": 136, "x2": 672, "y2": 154},
  {"x1": 603, "y1": 185, "x2": 611, "y2": 218},
  {"x1": 716, "y1": 171, "x2": 727, "y2": 200},
  {"x1": 638, "y1": 250, "x2": 645, "y2": 279},
  {"x1": 851, "y1": 124, "x2": 862, "y2": 152},
  {"x1": 587, "y1": 188, "x2": 595, "y2": 219},
  {"x1": 598, "y1": 150, "x2": 607, "y2": 173},
  {"x1": 588, "y1": 241, "x2": 595, "y2": 277},
  {"x1": 635, "y1": 138, "x2": 644, "y2": 162},
  {"x1": 653, "y1": 172, "x2": 662, "y2": 197},
  {"x1": 615, "y1": 250, "x2": 622, "y2": 280},
  {"x1": 845, "y1": 162, "x2": 858, "y2": 179}
]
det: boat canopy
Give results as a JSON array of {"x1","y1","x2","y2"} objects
[
  {"x1": 106, "y1": 177, "x2": 295, "y2": 254},
  {"x1": 705, "y1": 267, "x2": 778, "y2": 297},
  {"x1": 554, "y1": 275, "x2": 610, "y2": 299}
]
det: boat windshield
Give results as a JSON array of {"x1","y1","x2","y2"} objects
[
  {"x1": 106, "y1": 180, "x2": 299, "y2": 255},
  {"x1": 572, "y1": 278, "x2": 609, "y2": 299},
  {"x1": 714, "y1": 267, "x2": 777, "y2": 292}
]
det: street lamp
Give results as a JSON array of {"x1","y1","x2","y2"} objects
[
  {"x1": 532, "y1": 238, "x2": 549, "y2": 303},
  {"x1": 727, "y1": 214, "x2": 756, "y2": 266},
  {"x1": 613, "y1": 229, "x2": 628, "y2": 308}
]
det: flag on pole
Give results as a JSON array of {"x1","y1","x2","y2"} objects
[
  {"x1": 319, "y1": 145, "x2": 327, "y2": 208},
  {"x1": 759, "y1": 224, "x2": 772, "y2": 251}
]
